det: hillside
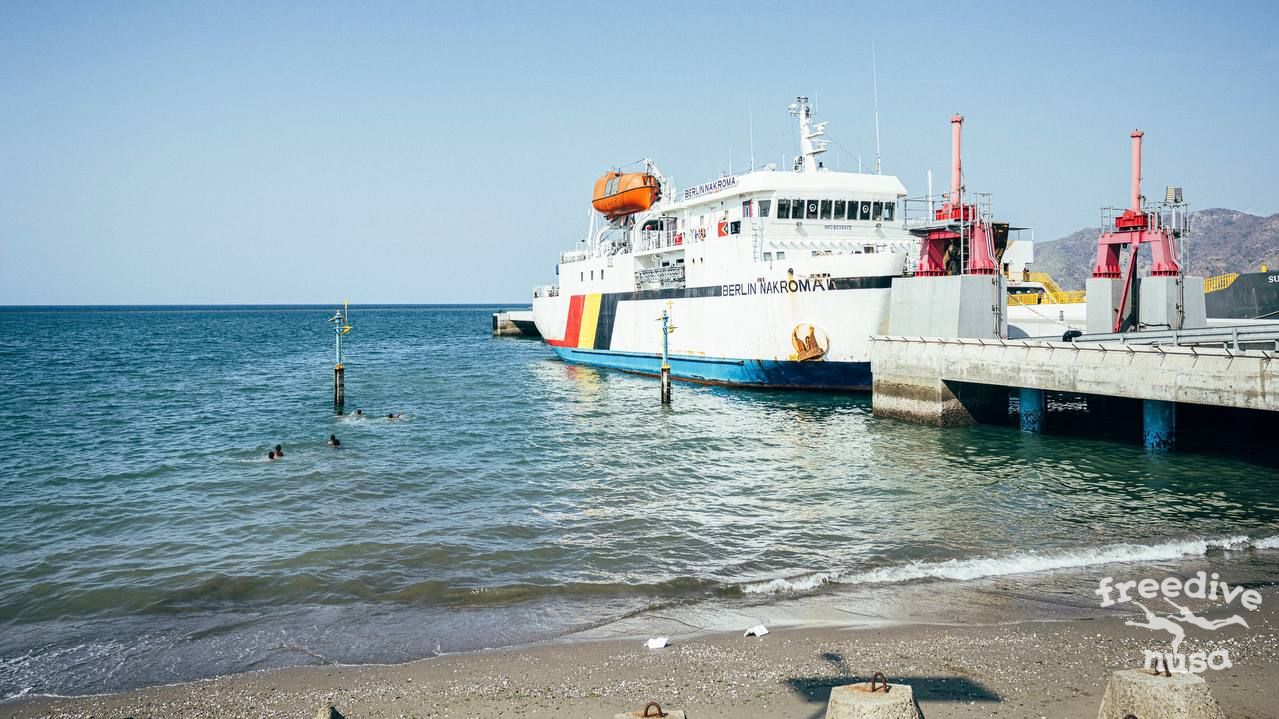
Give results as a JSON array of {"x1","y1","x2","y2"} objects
[{"x1": 1029, "y1": 209, "x2": 1279, "y2": 290}]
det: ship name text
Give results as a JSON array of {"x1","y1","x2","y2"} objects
[
  {"x1": 683, "y1": 176, "x2": 738, "y2": 201},
  {"x1": 721, "y1": 277, "x2": 829, "y2": 297}
]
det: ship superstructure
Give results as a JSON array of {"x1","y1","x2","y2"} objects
[{"x1": 531, "y1": 98, "x2": 920, "y2": 389}]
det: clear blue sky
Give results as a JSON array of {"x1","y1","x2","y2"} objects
[{"x1": 3, "y1": 1, "x2": 1277, "y2": 304}]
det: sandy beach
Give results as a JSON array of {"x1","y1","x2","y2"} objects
[{"x1": 8, "y1": 583, "x2": 1277, "y2": 719}]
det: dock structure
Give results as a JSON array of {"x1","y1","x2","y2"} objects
[
  {"x1": 492, "y1": 310, "x2": 541, "y2": 338},
  {"x1": 866, "y1": 123, "x2": 1279, "y2": 450},
  {"x1": 870, "y1": 327, "x2": 1279, "y2": 449}
]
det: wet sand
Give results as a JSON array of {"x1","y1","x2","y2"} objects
[{"x1": 8, "y1": 587, "x2": 1277, "y2": 719}]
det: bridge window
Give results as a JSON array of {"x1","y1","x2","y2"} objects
[
  {"x1": 883, "y1": 201, "x2": 896, "y2": 221},
  {"x1": 776, "y1": 199, "x2": 790, "y2": 219},
  {"x1": 804, "y1": 200, "x2": 819, "y2": 218},
  {"x1": 872, "y1": 202, "x2": 883, "y2": 221},
  {"x1": 776, "y1": 251, "x2": 786, "y2": 260},
  {"x1": 820, "y1": 200, "x2": 833, "y2": 219},
  {"x1": 758, "y1": 199, "x2": 771, "y2": 217},
  {"x1": 763, "y1": 252, "x2": 773, "y2": 261},
  {"x1": 833, "y1": 200, "x2": 846, "y2": 218},
  {"x1": 859, "y1": 201, "x2": 872, "y2": 220},
  {"x1": 845, "y1": 201, "x2": 860, "y2": 220}
]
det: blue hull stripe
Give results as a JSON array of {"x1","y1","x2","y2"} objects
[{"x1": 551, "y1": 346, "x2": 871, "y2": 390}]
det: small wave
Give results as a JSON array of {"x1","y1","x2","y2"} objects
[
  {"x1": 138, "y1": 572, "x2": 728, "y2": 614},
  {"x1": 738, "y1": 534, "x2": 1279, "y2": 595},
  {"x1": 1254, "y1": 535, "x2": 1279, "y2": 550}
]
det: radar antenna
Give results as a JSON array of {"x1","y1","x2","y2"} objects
[{"x1": 788, "y1": 97, "x2": 829, "y2": 173}]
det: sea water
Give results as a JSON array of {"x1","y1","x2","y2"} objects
[{"x1": 1, "y1": 305, "x2": 1277, "y2": 699}]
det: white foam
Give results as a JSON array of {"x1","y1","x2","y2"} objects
[
  {"x1": 738, "y1": 534, "x2": 1279, "y2": 595},
  {"x1": 1254, "y1": 535, "x2": 1279, "y2": 550}
]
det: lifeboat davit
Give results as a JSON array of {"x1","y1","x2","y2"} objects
[{"x1": 592, "y1": 172, "x2": 661, "y2": 219}]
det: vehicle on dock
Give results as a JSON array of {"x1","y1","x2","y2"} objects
[{"x1": 530, "y1": 98, "x2": 919, "y2": 390}]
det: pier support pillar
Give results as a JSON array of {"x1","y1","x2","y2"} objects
[
  {"x1": 1143, "y1": 399, "x2": 1175, "y2": 451},
  {"x1": 1019, "y1": 388, "x2": 1045, "y2": 434},
  {"x1": 660, "y1": 367, "x2": 671, "y2": 404},
  {"x1": 334, "y1": 364, "x2": 345, "y2": 408}
]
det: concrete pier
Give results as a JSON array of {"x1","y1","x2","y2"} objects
[
  {"x1": 492, "y1": 310, "x2": 541, "y2": 338},
  {"x1": 1019, "y1": 387, "x2": 1045, "y2": 433},
  {"x1": 870, "y1": 332, "x2": 1279, "y2": 443},
  {"x1": 1143, "y1": 399, "x2": 1176, "y2": 451}
]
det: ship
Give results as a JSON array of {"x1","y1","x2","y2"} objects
[{"x1": 530, "y1": 98, "x2": 921, "y2": 390}]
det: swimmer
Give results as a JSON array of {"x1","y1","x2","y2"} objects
[
  {"x1": 274, "y1": 444, "x2": 284, "y2": 457},
  {"x1": 355, "y1": 409, "x2": 363, "y2": 417},
  {"x1": 387, "y1": 413, "x2": 403, "y2": 420},
  {"x1": 267, "y1": 450, "x2": 277, "y2": 460},
  {"x1": 327, "y1": 434, "x2": 341, "y2": 447}
]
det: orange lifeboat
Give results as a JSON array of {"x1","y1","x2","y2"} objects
[{"x1": 592, "y1": 172, "x2": 661, "y2": 218}]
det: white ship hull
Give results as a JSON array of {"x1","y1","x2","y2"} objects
[{"x1": 533, "y1": 252, "x2": 908, "y2": 389}]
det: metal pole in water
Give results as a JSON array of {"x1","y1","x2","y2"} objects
[
  {"x1": 660, "y1": 309, "x2": 672, "y2": 405},
  {"x1": 330, "y1": 302, "x2": 351, "y2": 411}
]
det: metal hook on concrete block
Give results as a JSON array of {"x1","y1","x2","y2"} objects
[{"x1": 642, "y1": 701, "x2": 666, "y2": 718}]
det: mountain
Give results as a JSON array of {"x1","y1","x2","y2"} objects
[{"x1": 1028, "y1": 209, "x2": 1279, "y2": 290}]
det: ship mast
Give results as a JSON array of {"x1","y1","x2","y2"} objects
[{"x1": 788, "y1": 97, "x2": 829, "y2": 173}]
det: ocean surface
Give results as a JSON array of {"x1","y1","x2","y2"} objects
[{"x1": 1, "y1": 304, "x2": 1278, "y2": 700}]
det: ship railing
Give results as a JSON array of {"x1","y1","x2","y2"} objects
[
  {"x1": 635, "y1": 229, "x2": 684, "y2": 252},
  {"x1": 533, "y1": 285, "x2": 560, "y2": 299},
  {"x1": 1024, "y1": 272, "x2": 1086, "y2": 304},
  {"x1": 635, "y1": 265, "x2": 686, "y2": 290},
  {"x1": 1203, "y1": 272, "x2": 1240, "y2": 293},
  {"x1": 560, "y1": 249, "x2": 590, "y2": 264}
]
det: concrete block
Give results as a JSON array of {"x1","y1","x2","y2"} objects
[
  {"x1": 615, "y1": 704, "x2": 687, "y2": 719},
  {"x1": 1138, "y1": 277, "x2": 1182, "y2": 331},
  {"x1": 1086, "y1": 277, "x2": 1126, "y2": 334},
  {"x1": 1182, "y1": 277, "x2": 1207, "y2": 329},
  {"x1": 1096, "y1": 668, "x2": 1225, "y2": 719},
  {"x1": 888, "y1": 275, "x2": 1005, "y2": 339},
  {"x1": 825, "y1": 681, "x2": 923, "y2": 719}
]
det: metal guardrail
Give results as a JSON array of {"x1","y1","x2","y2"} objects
[
  {"x1": 1203, "y1": 272, "x2": 1240, "y2": 293},
  {"x1": 1065, "y1": 323, "x2": 1279, "y2": 351},
  {"x1": 871, "y1": 333, "x2": 1279, "y2": 357}
]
